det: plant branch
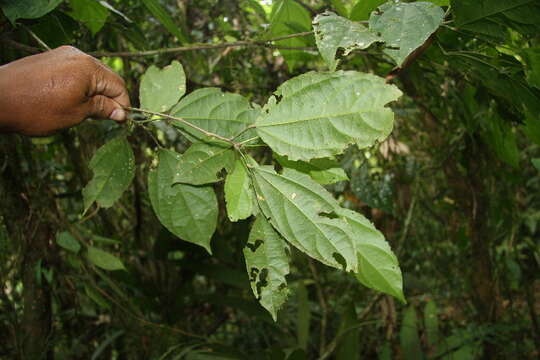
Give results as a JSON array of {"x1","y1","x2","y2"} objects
[
  {"x1": 1, "y1": 31, "x2": 314, "y2": 58},
  {"x1": 125, "y1": 106, "x2": 234, "y2": 145},
  {"x1": 237, "y1": 136, "x2": 260, "y2": 148},
  {"x1": 23, "y1": 25, "x2": 51, "y2": 51},
  {"x1": 230, "y1": 124, "x2": 256, "y2": 142}
]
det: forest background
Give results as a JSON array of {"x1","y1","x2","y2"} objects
[{"x1": 1, "y1": 0, "x2": 540, "y2": 359}]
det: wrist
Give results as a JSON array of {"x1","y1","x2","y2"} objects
[
  {"x1": 0, "y1": 64, "x2": 15, "y2": 132},
  {"x1": 0, "y1": 61, "x2": 32, "y2": 134}
]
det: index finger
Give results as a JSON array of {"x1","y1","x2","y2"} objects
[{"x1": 89, "y1": 60, "x2": 131, "y2": 109}]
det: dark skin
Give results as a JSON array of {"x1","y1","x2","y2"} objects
[{"x1": 0, "y1": 46, "x2": 130, "y2": 136}]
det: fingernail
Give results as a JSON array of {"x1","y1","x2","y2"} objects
[{"x1": 110, "y1": 109, "x2": 125, "y2": 122}]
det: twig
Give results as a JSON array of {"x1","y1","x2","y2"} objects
[
  {"x1": 396, "y1": 186, "x2": 417, "y2": 256},
  {"x1": 0, "y1": 37, "x2": 40, "y2": 54},
  {"x1": 125, "y1": 106, "x2": 234, "y2": 145},
  {"x1": 229, "y1": 124, "x2": 256, "y2": 142},
  {"x1": 1, "y1": 31, "x2": 314, "y2": 57},
  {"x1": 308, "y1": 259, "x2": 328, "y2": 355},
  {"x1": 237, "y1": 136, "x2": 260, "y2": 148},
  {"x1": 23, "y1": 26, "x2": 51, "y2": 51}
]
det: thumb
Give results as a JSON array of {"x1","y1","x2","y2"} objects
[{"x1": 87, "y1": 95, "x2": 127, "y2": 122}]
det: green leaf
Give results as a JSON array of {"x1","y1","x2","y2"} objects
[
  {"x1": 225, "y1": 159, "x2": 254, "y2": 222},
  {"x1": 313, "y1": 11, "x2": 380, "y2": 71},
  {"x1": 350, "y1": 0, "x2": 386, "y2": 21},
  {"x1": 532, "y1": 158, "x2": 540, "y2": 171},
  {"x1": 68, "y1": 0, "x2": 109, "y2": 35},
  {"x1": 482, "y1": 114, "x2": 519, "y2": 168},
  {"x1": 82, "y1": 136, "x2": 135, "y2": 214},
  {"x1": 140, "y1": 0, "x2": 189, "y2": 43},
  {"x1": 139, "y1": 61, "x2": 186, "y2": 113},
  {"x1": 26, "y1": 11, "x2": 78, "y2": 48},
  {"x1": 424, "y1": 300, "x2": 440, "y2": 347},
  {"x1": 170, "y1": 88, "x2": 258, "y2": 142},
  {"x1": 244, "y1": 0, "x2": 268, "y2": 21},
  {"x1": 1, "y1": 0, "x2": 63, "y2": 23},
  {"x1": 256, "y1": 71, "x2": 402, "y2": 161},
  {"x1": 522, "y1": 47, "x2": 540, "y2": 89},
  {"x1": 450, "y1": 0, "x2": 533, "y2": 26},
  {"x1": 433, "y1": 332, "x2": 479, "y2": 360},
  {"x1": 331, "y1": 0, "x2": 349, "y2": 17},
  {"x1": 173, "y1": 143, "x2": 235, "y2": 185},
  {"x1": 400, "y1": 307, "x2": 423, "y2": 360},
  {"x1": 274, "y1": 154, "x2": 348, "y2": 185},
  {"x1": 336, "y1": 303, "x2": 360, "y2": 360},
  {"x1": 378, "y1": 342, "x2": 393, "y2": 360},
  {"x1": 523, "y1": 111, "x2": 540, "y2": 146},
  {"x1": 338, "y1": 208, "x2": 405, "y2": 302},
  {"x1": 87, "y1": 246, "x2": 125, "y2": 271},
  {"x1": 148, "y1": 149, "x2": 217, "y2": 253},
  {"x1": 426, "y1": 0, "x2": 449, "y2": 5},
  {"x1": 369, "y1": 1, "x2": 445, "y2": 67},
  {"x1": 268, "y1": 0, "x2": 313, "y2": 70},
  {"x1": 56, "y1": 232, "x2": 81, "y2": 254},
  {"x1": 244, "y1": 216, "x2": 290, "y2": 320},
  {"x1": 251, "y1": 165, "x2": 358, "y2": 271},
  {"x1": 84, "y1": 285, "x2": 111, "y2": 309}
]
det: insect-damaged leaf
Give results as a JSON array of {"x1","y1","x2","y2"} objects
[
  {"x1": 139, "y1": 60, "x2": 186, "y2": 113},
  {"x1": 250, "y1": 163, "x2": 404, "y2": 302},
  {"x1": 369, "y1": 1, "x2": 444, "y2": 67},
  {"x1": 313, "y1": 11, "x2": 380, "y2": 71},
  {"x1": 225, "y1": 159, "x2": 254, "y2": 222},
  {"x1": 82, "y1": 136, "x2": 135, "y2": 214},
  {"x1": 173, "y1": 143, "x2": 235, "y2": 185},
  {"x1": 244, "y1": 216, "x2": 290, "y2": 320},
  {"x1": 251, "y1": 165, "x2": 358, "y2": 271},
  {"x1": 256, "y1": 71, "x2": 401, "y2": 161},
  {"x1": 148, "y1": 149, "x2": 217, "y2": 253},
  {"x1": 170, "y1": 88, "x2": 258, "y2": 143},
  {"x1": 339, "y1": 208, "x2": 405, "y2": 302}
]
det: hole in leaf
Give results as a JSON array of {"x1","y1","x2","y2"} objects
[
  {"x1": 335, "y1": 47, "x2": 346, "y2": 61},
  {"x1": 249, "y1": 267, "x2": 259, "y2": 283},
  {"x1": 319, "y1": 211, "x2": 339, "y2": 219},
  {"x1": 255, "y1": 268, "x2": 269, "y2": 298},
  {"x1": 246, "y1": 239, "x2": 263, "y2": 252},
  {"x1": 332, "y1": 252, "x2": 347, "y2": 271},
  {"x1": 217, "y1": 168, "x2": 227, "y2": 179},
  {"x1": 278, "y1": 283, "x2": 287, "y2": 291}
]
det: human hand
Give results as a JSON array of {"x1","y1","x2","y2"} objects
[{"x1": 0, "y1": 46, "x2": 130, "y2": 136}]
